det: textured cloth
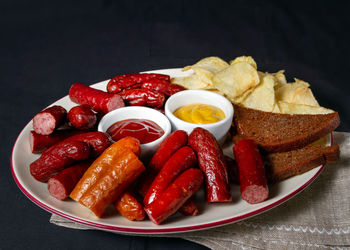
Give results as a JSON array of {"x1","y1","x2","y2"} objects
[{"x1": 50, "y1": 131, "x2": 350, "y2": 249}]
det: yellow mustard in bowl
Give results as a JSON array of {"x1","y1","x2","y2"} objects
[{"x1": 173, "y1": 103, "x2": 225, "y2": 124}]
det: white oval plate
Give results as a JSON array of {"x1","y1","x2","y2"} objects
[{"x1": 11, "y1": 68, "x2": 332, "y2": 234}]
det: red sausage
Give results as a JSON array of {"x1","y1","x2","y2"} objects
[
  {"x1": 30, "y1": 141, "x2": 90, "y2": 182},
  {"x1": 69, "y1": 83, "x2": 125, "y2": 114},
  {"x1": 114, "y1": 191, "x2": 145, "y2": 221},
  {"x1": 107, "y1": 73, "x2": 171, "y2": 94},
  {"x1": 143, "y1": 146, "x2": 197, "y2": 206},
  {"x1": 30, "y1": 130, "x2": 84, "y2": 153},
  {"x1": 141, "y1": 79, "x2": 185, "y2": 96},
  {"x1": 233, "y1": 138, "x2": 269, "y2": 204},
  {"x1": 33, "y1": 105, "x2": 67, "y2": 135},
  {"x1": 118, "y1": 89, "x2": 165, "y2": 108},
  {"x1": 68, "y1": 105, "x2": 97, "y2": 130},
  {"x1": 138, "y1": 130, "x2": 188, "y2": 196},
  {"x1": 178, "y1": 197, "x2": 199, "y2": 216},
  {"x1": 64, "y1": 131, "x2": 111, "y2": 157},
  {"x1": 188, "y1": 127, "x2": 231, "y2": 203},
  {"x1": 145, "y1": 168, "x2": 203, "y2": 225},
  {"x1": 47, "y1": 160, "x2": 92, "y2": 200}
]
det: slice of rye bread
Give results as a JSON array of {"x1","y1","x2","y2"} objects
[
  {"x1": 233, "y1": 104, "x2": 340, "y2": 153},
  {"x1": 263, "y1": 144, "x2": 340, "y2": 183}
]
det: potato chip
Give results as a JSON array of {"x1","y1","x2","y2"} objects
[
  {"x1": 212, "y1": 62, "x2": 260, "y2": 99},
  {"x1": 239, "y1": 74, "x2": 275, "y2": 112},
  {"x1": 275, "y1": 79, "x2": 319, "y2": 106},
  {"x1": 171, "y1": 74, "x2": 209, "y2": 90},
  {"x1": 277, "y1": 101, "x2": 333, "y2": 114},
  {"x1": 183, "y1": 56, "x2": 229, "y2": 73},
  {"x1": 229, "y1": 56, "x2": 257, "y2": 70},
  {"x1": 191, "y1": 67, "x2": 215, "y2": 89}
]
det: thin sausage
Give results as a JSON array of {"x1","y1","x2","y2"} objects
[
  {"x1": 144, "y1": 168, "x2": 203, "y2": 225},
  {"x1": 141, "y1": 79, "x2": 185, "y2": 96},
  {"x1": 118, "y1": 89, "x2": 165, "y2": 108},
  {"x1": 107, "y1": 73, "x2": 171, "y2": 94},
  {"x1": 188, "y1": 127, "x2": 231, "y2": 202},
  {"x1": 69, "y1": 83, "x2": 125, "y2": 114},
  {"x1": 138, "y1": 130, "x2": 188, "y2": 196},
  {"x1": 233, "y1": 138, "x2": 269, "y2": 204},
  {"x1": 143, "y1": 146, "x2": 197, "y2": 206}
]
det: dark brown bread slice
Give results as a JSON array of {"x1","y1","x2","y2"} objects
[
  {"x1": 233, "y1": 104, "x2": 340, "y2": 153},
  {"x1": 263, "y1": 144, "x2": 340, "y2": 183}
]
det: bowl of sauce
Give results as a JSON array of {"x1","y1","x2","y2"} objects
[
  {"x1": 165, "y1": 90, "x2": 233, "y2": 144},
  {"x1": 98, "y1": 106, "x2": 171, "y2": 158}
]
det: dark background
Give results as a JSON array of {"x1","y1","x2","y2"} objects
[{"x1": 1, "y1": 0, "x2": 349, "y2": 249}]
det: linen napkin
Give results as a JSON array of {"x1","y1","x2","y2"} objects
[{"x1": 50, "y1": 131, "x2": 350, "y2": 249}]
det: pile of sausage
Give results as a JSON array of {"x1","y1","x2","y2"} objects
[{"x1": 28, "y1": 72, "x2": 270, "y2": 225}]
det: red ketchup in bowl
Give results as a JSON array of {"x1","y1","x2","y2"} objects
[{"x1": 106, "y1": 119, "x2": 165, "y2": 144}]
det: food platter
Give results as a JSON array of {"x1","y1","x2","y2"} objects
[{"x1": 11, "y1": 68, "x2": 332, "y2": 234}]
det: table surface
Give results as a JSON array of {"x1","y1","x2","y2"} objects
[{"x1": 2, "y1": 1, "x2": 349, "y2": 249}]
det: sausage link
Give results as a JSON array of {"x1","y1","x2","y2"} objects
[
  {"x1": 30, "y1": 130, "x2": 83, "y2": 153},
  {"x1": 137, "y1": 130, "x2": 188, "y2": 196},
  {"x1": 64, "y1": 131, "x2": 111, "y2": 157},
  {"x1": 107, "y1": 73, "x2": 171, "y2": 94},
  {"x1": 68, "y1": 105, "x2": 97, "y2": 130},
  {"x1": 178, "y1": 197, "x2": 199, "y2": 216},
  {"x1": 33, "y1": 105, "x2": 67, "y2": 135},
  {"x1": 188, "y1": 127, "x2": 231, "y2": 202},
  {"x1": 30, "y1": 140, "x2": 90, "y2": 182},
  {"x1": 114, "y1": 191, "x2": 145, "y2": 221},
  {"x1": 118, "y1": 89, "x2": 165, "y2": 108},
  {"x1": 141, "y1": 79, "x2": 185, "y2": 96},
  {"x1": 143, "y1": 146, "x2": 197, "y2": 206},
  {"x1": 233, "y1": 138, "x2": 269, "y2": 204},
  {"x1": 69, "y1": 83, "x2": 125, "y2": 114},
  {"x1": 47, "y1": 160, "x2": 92, "y2": 200},
  {"x1": 144, "y1": 168, "x2": 203, "y2": 225}
]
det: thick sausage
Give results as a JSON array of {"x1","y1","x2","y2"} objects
[
  {"x1": 47, "y1": 160, "x2": 92, "y2": 200},
  {"x1": 144, "y1": 168, "x2": 203, "y2": 225},
  {"x1": 30, "y1": 130, "x2": 83, "y2": 153},
  {"x1": 118, "y1": 89, "x2": 165, "y2": 108},
  {"x1": 64, "y1": 131, "x2": 111, "y2": 157},
  {"x1": 233, "y1": 138, "x2": 269, "y2": 204},
  {"x1": 143, "y1": 146, "x2": 197, "y2": 206},
  {"x1": 178, "y1": 197, "x2": 199, "y2": 216},
  {"x1": 137, "y1": 130, "x2": 188, "y2": 196},
  {"x1": 141, "y1": 79, "x2": 185, "y2": 96},
  {"x1": 67, "y1": 105, "x2": 97, "y2": 130},
  {"x1": 69, "y1": 83, "x2": 125, "y2": 114},
  {"x1": 33, "y1": 105, "x2": 67, "y2": 135},
  {"x1": 114, "y1": 191, "x2": 145, "y2": 221},
  {"x1": 107, "y1": 73, "x2": 171, "y2": 94},
  {"x1": 30, "y1": 140, "x2": 90, "y2": 182},
  {"x1": 188, "y1": 127, "x2": 231, "y2": 202}
]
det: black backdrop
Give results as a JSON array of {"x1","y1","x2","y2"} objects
[{"x1": 1, "y1": 1, "x2": 349, "y2": 249}]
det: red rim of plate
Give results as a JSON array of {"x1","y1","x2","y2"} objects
[{"x1": 10, "y1": 119, "x2": 333, "y2": 234}]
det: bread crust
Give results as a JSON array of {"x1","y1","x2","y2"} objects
[{"x1": 233, "y1": 104, "x2": 340, "y2": 153}]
